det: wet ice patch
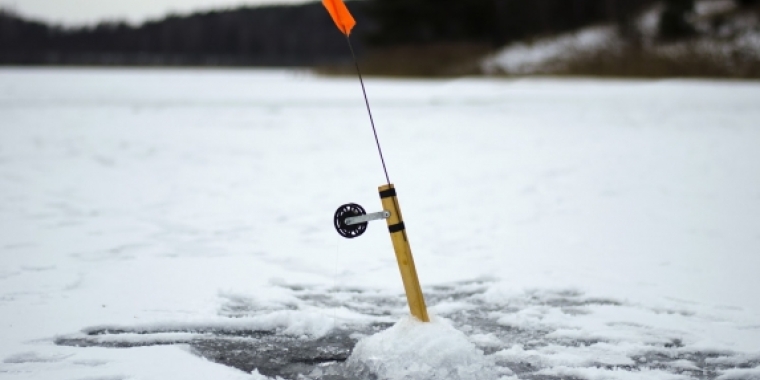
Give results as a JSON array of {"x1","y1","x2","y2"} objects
[
  {"x1": 536, "y1": 366, "x2": 692, "y2": 380},
  {"x1": 3, "y1": 351, "x2": 73, "y2": 364},
  {"x1": 347, "y1": 316, "x2": 504, "y2": 380},
  {"x1": 76, "y1": 310, "x2": 340, "y2": 340}
]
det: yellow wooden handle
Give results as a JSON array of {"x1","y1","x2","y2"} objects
[{"x1": 378, "y1": 184, "x2": 429, "y2": 322}]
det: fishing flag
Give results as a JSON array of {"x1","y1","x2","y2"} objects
[{"x1": 322, "y1": 0, "x2": 356, "y2": 36}]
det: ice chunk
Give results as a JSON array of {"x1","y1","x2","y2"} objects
[{"x1": 347, "y1": 316, "x2": 504, "y2": 380}]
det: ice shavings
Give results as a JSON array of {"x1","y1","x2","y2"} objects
[
  {"x1": 347, "y1": 316, "x2": 506, "y2": 380},
  {"x1": 428, "y1": 300, "x2": 476, "y2": 315},
  {"x1": 468, "y1": 333, "x2": 503, "y2": 348},
  {"x1": 482, "y1": 288, "x2": 699, "y2": 348},
  {"x1": 668, "y1": 359, "x2": 701, "y2": 371},
  {"x1": 536, "y1": 365, "x2": 692, "y2": 380},
  {"x1": 495, "y1": 342, "x2": 638, "y2": 368},
  {"x1": 717, "y1": 366, "x2": 760, "y2": 380},
  {"x1": 449, "y1": 284, "x2": 760, "y2": 378},
  {"x1": 707, "y1": 353, "x2": 760, "y2": 366}
]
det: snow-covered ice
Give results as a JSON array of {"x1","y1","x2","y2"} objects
[{"x1": 1, "y1": 68, "x2": 759, "y2": 379}]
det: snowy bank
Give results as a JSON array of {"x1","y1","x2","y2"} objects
[
  {"x1": 482, "y1": 1, "x2": 760, "y2": 77},
  {"x1": 482, "y1": 26, "x2": 619, "y2": 75}
]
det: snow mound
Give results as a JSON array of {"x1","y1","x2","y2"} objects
[{"x1": 346, "y1": 316, "x2": 506, "y2": 380}]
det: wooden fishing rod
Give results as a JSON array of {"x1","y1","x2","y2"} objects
[{"x1": 322, "y1": 0, "x2": 430, "y2": 322}]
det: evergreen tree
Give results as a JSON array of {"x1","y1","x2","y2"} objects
[
  {"x1": 735, "y1": 0, "x2": 759, "y2": 7},
  {"x1": 659, "y1": 0, "x2": 696, "y2": 40},
  {"x1": 365, "y1": 0, "x2": 497, "y2": 45}
]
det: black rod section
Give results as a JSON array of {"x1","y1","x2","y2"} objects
[{"x1": 346, "y1": 36, "x2": 391, "y2": 185}]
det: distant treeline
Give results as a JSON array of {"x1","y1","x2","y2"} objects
[
  {"x1": 1, "y1": 0, "x2": 663, "y2": 66},
  {"x1": 0, "y1": 2, "x2": 371, "y2": 66},
  {"x1": 366, "y1": 0, "x2": 657, "y2": 46}
]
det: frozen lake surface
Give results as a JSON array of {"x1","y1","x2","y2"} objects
[{"x1": 1, "y1": 68, "x2": 759, "y2": 380}]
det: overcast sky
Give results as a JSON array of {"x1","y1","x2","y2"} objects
[{"x1": 0, "y1": 0, "x2": 313, "y2": 25}]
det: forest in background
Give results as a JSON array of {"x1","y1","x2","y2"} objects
[
  {"x1": 0, "y1": 0, "x2": 758, "y2": 76},
  {"x1": 0, "y1": 0, "x2": 659, "y2": 65}
]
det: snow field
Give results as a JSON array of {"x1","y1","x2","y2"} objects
[{"x1": 1, "y1": 69, "x2": 760, "y2": 379}]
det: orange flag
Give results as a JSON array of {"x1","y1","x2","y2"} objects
[{"x1": 322, "y1": 0, "x2": 356, "y2": 36}]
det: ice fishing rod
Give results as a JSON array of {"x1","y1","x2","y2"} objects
[{"x1": 322, "y1": 0, "x2": 430, "y2": 322}]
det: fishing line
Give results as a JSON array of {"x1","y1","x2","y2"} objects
[
  {"x1": 346, "y1": 36, "x2": 391, "y2": 185},
  {"x1": 332, "y1": 233, "x2": 341, "y2": 330}
]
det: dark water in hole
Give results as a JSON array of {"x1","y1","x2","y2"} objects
[{"x1": 55, "y1": 280, "x2": 759, "y2": 379}]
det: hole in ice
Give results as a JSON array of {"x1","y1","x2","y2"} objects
[{"x1": 54, "y1": 280, "x2": 760, "y2": 379}]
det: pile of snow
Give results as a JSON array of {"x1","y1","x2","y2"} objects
[
  {"x1": 482, "y1": 26, "x2": 617, "y2": 75},
  {"x1": 346, "y1": 317, "x2": 507, "y2": 380}
]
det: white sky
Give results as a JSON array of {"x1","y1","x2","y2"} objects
[{"x1": 0, "y1": 0, "x2": 313, "y2": 25}]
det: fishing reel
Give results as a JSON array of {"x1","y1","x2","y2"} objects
[{"x1": 333, "y1": 203, "x2": 390, "y2": 239}]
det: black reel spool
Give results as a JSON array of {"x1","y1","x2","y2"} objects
[{"x1": 334, "y1": 203, "x2": 368, "y2": 239}]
